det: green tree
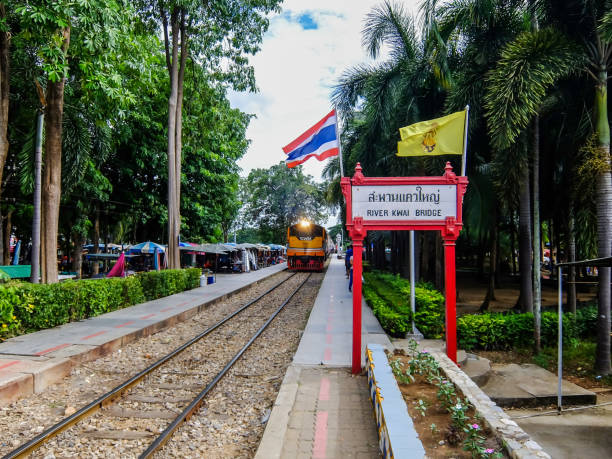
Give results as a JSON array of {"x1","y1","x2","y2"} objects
[
  {"x1": 486, "y1": 0, "x2": 611, "y2": 373},
  {"x1": 240, "y1": 163, "x2": 327, "y2": 243},
  {"x1": 137, "y1": 0, "x2": 282, "y2": 268},
  {"x1": 16, "y1": 0, "x2": 140, "y2": 282}
]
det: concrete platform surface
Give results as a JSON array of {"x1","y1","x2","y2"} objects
[
  {"x1": 0, "y1": 263, "x2": 287, "y2": 404},
  {"x1": 293, "y1": 256, "x2": 391, "y2": 367},
  {"x1": 257, "y1": 257, "x2": 394, "y2": 459},
  {"x1": 507, "y1": 393, "x2": 612, "y2": 459},
  {"x1": 481, "y1": 363, "x2": 597, "y2": 407}
]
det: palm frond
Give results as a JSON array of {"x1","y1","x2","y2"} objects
[
  {"x1": 17, "y1": 129, "x2": 36, "y2": 195},
  {"x1": 485, "y1": 27, "x2": 583, "y2": 149},
  {"x1": 362, "y1": 1, "x2": 418, "y2": 61},
  {"x1": 332, "y1": 64, "x2": 378, "y2": 114},
  {"x1": 599, "y1": 9, "x2": 612, "y2": 42}
]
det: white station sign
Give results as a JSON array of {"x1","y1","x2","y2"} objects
[{"x1": 352, "y1": 185, "x2": 457, "y2": 221}]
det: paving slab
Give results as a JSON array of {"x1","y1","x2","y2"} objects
[
  {"x1": 257, "y1": 257, "x2": 397, "y2": 459},
  {"x1": 507, "y1": 397, "x2": 612, "y2": 459},
  {"x1": 293, "y1": 256, "x2": 390, "y2": 367},
  {"x1": 256, "y1": 366, "x2": 380, "y2": 459},
  {"x1": 480, "y1": 363, "x2": 597, "y2": 407},
  {"x1": 0, "y1": 263, "x2": 287, "y2": 405}
]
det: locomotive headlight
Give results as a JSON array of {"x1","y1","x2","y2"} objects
[{"x1": 299, "y1": 219, "x2": 311, "y2": 228}]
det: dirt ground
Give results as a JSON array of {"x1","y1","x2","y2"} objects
[{"x1": 455, "y1": 272, "x2": 597, "y2": 315}]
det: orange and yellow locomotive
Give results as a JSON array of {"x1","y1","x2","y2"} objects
[{"x1": 286, "y1": 221, "x2": 327, "y2": 271}]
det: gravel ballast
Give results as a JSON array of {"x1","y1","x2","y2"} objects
[{"x1": 0, "y1": 270, "x2": 323, "y2": 458}]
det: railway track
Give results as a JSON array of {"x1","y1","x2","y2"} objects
[{"x1": 3, "y1": 272, "x2": 311, "y2": 459}]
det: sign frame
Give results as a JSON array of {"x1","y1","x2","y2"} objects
[{"x1": 341, "y1": 162, "x2": 468, "y2": 373}]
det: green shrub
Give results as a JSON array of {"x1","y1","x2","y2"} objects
[
  {"x1": 136, "y1": 268, "x2": 200, "y2": 301},
  {"x1": 361, "y1": 269, "x2": 598, "y2": 349},
  {"x1": 457, "y1": 305, "x2": 599, "y2": 351},
  {"x1": 363, "y1": 271, "x2": 445, "y2": 338},
  {"x1": 0, "y1": 268, "x2": 200, "y2": 338},
  {"x1": 0, "y1": 283, "x2": 21, "y2": 339},
  {"x1": 363, "y1": 286, "x2": 408, "y2": 337},
  {"x1": 121, "y1": 275, "x2": 146, "y2": 306}
]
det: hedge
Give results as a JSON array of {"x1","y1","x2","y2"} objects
[
  {"x1": 363, "y1": 271, "x2": 445, "y2": 338},
  {"x1": 362, "y1": 270, "x2": 598, "y2": 349},
  {"x1": 457, "y1": 305, "x2": 599, "y2": 351},
  {"x1": 0, "y1": 268, "x2": 201, "y2": 340}
]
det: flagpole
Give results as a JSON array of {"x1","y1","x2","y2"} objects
[
  {"x1": 461, "y1": 105, "x2": 470, "y2": 176},
  {"x1": 334, "y1": 106, "x2": 344, "y2": 177}
]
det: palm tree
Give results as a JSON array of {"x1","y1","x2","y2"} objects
[
  {"x1": 486, "y1": 0, "x2": 611, "y2": 373},
  {"x1": 421, "y1": 0, "x2": 535, "y2": 310}
]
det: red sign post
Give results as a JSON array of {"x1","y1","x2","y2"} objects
[{"x1": 341, "y1": 162, "x2": 468, "y2": 374}]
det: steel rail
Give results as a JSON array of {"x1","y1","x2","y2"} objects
[
  {"x1": 2, "y1": 272, "x2": 297, "y2": 459},
  {"x1": 140, "y1": 273, "x2": 312, "y2": 457}
]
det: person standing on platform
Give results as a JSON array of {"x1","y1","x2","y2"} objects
[
  {"x1": 345, "y1": 244, "x2": 353, "y2": 278},
  {"x1": 348, "y1": 254, "x2": 354, "y2": 292}
]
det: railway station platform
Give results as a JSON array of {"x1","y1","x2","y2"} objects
[
  {"x1": 0, "y1": 263, "x2": 287, "y2": 405},
  {"x1": 256, "y1": 256, "x2": 393, "y2": 459}
]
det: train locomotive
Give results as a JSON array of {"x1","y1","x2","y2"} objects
[{"x1": 286, "y1": 221, "x2": 328, "y2": 271}]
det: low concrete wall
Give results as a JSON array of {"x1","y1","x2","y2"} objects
[
  {"x1": 429, "y1": 350, "x2": 551, "y2": 459},
  {"x1": 366, "y1": 344, "x2": 425, "y2": 458}
]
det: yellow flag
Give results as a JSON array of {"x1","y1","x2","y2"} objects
[{"x1": 397, "y1": 110, "x2": 466, "y2": 156}]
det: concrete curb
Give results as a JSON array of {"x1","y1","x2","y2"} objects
[
  {"x1": 429, "y1": 350, "x2": 552, "y2": 459},
  {"x1": 0, "y1": 268, "x2": 286, "y2": 405},
  {"x1": 366, "y1": 343, "x2": 426, "y2": 459}
]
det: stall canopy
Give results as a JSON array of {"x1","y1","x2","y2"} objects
[
  {"x1": 128, "y1": 241, "x2": 166, "y2": 254},
  {"x1": 178, "y1": 243, "x2": 229, "y2": 255}
]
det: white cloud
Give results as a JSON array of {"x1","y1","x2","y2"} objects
[{"x1": 229, "y1": 0, "x2": 420, "y2": 183}]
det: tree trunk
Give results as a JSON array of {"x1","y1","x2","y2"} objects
[
  {"x1": 41, "y1": 27, "x2": 70, "y2": 284},
  {"x1": 480, "y1": 214, "x2": 499, "y2": 312},
  {"x1": 435, "y1": 232, "x2": 443, "y2": 292},
  {"x1": 532, "y1": 117, "x2": 542, "y2": 353},
  {"x1": 0, "y1": 2, "x2": 9, "y2": 202},
  {"x1": 421, "y1": 232, "x2": 430, "y2": 282},
  {"x1": 2, "y1": 209, "x2": 11, "y2": 265},
  {"x1": 173, "y1": 10, "x2": 188, "y2": 269},
  {"x1": 72, "y1": 232, "x2": 84, "y2": 279},
  {"x1": 518, "y1": 163, "x2": 533, "y2": 312},
  {"x1": 0, "y1": 214, "x2": 3, "y2": 263},
  {"x1": 567, "y1": 207, "x2": 576, "y2": 313},
  {"x1": 594, "y1": 70, "x2": 611, "y2": 375},
  {"x1": 166, "y1": 9, "x2": 180, "y2": 269},
  {"x1": 510, "y1": 209, "x2": 517, "y2": 276},
  {"x1": 92, "y1": 206, "x2": 100, "y2": 275}
]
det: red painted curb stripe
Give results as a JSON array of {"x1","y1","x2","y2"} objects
[
  {"x1": 160, "y1": 307, "x2": 173, "y2": 312},
  {"x1": 318, "y1": 377, "x2": 330, "y2": 401},
  {"x1": 312, "y1": 411, "x2": 328, "y2": 458},
  {"x1": 140, "y1": 314, "x2": 156, "y2": 320},
  {"x1": 81, "y1": 331, "x2": 107, "y2": 340},
  {"x1": 324, "y1": 347, "x2": 332, "y2": 361},
  {"x1": 175, "y1": 301, "x2": 188, "y2": 307},
  {"x1": 325, "y1": 323, "x2": 333, "y2": 332},
  {"x1": 34, "y1": 343, "x2": 70, "y2": 356},
  {"x1": 0, "y1": 360, "x2": 19, "y2": 370},
  {"x1": 115, "y1": 321, "x2": 135, "y2": 328},
  {"x1": 325, "y1": 334, "x2": 332, "y2": 345}
]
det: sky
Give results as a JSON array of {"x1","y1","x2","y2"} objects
[{"x1": 229, "y1": 0, "x2": 420, "y2": 183}]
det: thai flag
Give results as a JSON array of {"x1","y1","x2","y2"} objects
[{"x1": 283, "y1": 110, "x2": 339, "y2": 168}]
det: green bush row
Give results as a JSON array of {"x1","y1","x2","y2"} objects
[
  {"x1": 457, "y1": 304, "x2": 599, "y2": 351},
  {"x1": 363, "y1": 286, "x2": 408, "y2": 336},
  {"x1": 362, "y1": 269, "x2": 598, "y2": 349},
  {"x1": 363, "y1": 271, "x2": 446, "y2": 338},
  {"x1": 0, "y1": 268, "x2": 201, "y2": 340}
]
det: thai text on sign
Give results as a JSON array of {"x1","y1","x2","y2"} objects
[{"x1": 352, "y1": 185, "x2": 457, "y2": 221}]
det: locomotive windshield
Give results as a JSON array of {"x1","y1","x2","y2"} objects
[{"x1": 289, "y1": 225, "x2": 324, "y2": 239}]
